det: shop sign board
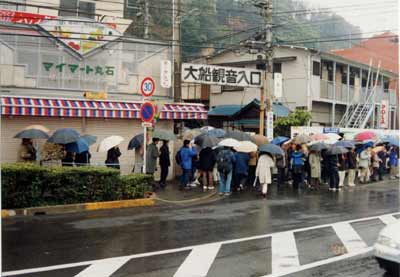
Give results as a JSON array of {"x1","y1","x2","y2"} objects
[
  {"x1": 266, "y1": 111, "x2": 274, "y2": 140},
  {"x1": 43, "y1": 62, "x2": 115, "y2": 76},
  {"x1": 380, "y1": 100, "x2": 389, "y2": 128},
  {"x1": 39, "y1": 18, "x2": 121, "y2": 56},
  {"x1": 181, "y1": 63, "x2": 263, "y2": 88},
  {"x1": 323, "y1": 127, "x2": 340, "y2": 134},
  {"x1": 0, "y1": 9, "x2": 56, "y2": 24},
  {"x1": 140, "y1": 102, "x2": 155, "y2": 123},
  {"x1": 274, "y1": 73, "x2": 282, "y2": 98},
  {"x1": 160, "y1": 60, "x2": 172, "y2": 88},
  {"x1": 84, "y1": 91, "x2": 108, "y2": 100},
  {"x1": 140, "y1": 77, "x2": 156, "y2": 98}
]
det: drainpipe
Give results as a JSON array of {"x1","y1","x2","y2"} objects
[
  {"x1": 307, "y1": 54, "x2": 312, "y2": 126},
  {"x1": 332, "y1": 61, "x2": 336, "y2": 127}
]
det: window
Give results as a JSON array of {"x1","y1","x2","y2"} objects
[
  {"x1": 273, "y1": 62, "x2": 282, "y2": 74},
  {"x1": 125, "y1": 0, "x2": 140, "y2": 17},
  {"x1": 0, "y1": 0, "x2": 26, "y2": 11},
  {"x1": 312, "y1": 61, "x2": 320, "y2": 76},
  {"x1": 59, "y1": 0, "x2": 95, "y2": 19}
]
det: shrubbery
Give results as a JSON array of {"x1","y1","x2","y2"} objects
[{"x1": 1, "y1": 163, "x2": 152, "y2": 209}]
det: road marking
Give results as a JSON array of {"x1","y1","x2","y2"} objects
[
  {"x1": 3, "y1": 212, "x2": 399, "y2": 277},
  {"x1": 174, "y1": 243, "x2": 221, "y2": 277},
  {"x1": 271, "y1": 231, "x2": 299, "y2": 274},
  {"x1": 261, "y1": 247, "x2": 374, "y2": 277},
  {"x1": 74, "y1": 257, "x2": 130, "y2": 277},
  {"x1": 332, "y1": 222, "x2": 368, "y2": 253},
  {"x1": 378, "y1": 214, "x2": 398, "y2": 225}
]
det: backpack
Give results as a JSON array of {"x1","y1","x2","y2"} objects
[
  {"x1": 175, "y1": 149, "x2": 182, "y2": 166},
  {"x1": 217, "y1": 149, "x2": 233, "y2": 174}
]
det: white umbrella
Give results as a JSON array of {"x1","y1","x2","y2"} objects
[
  {"x1": 324, "y1": 139, "x2": 338, "y2": 145},
  {"x1": 97, "y1": 135, "x2": 124, "y2": 152},
  {"x1": 234, "y1": 141, "x2": 258, "y2": 153},
  {"x1": 218, "y1": 138, "x2": 240, "y2": 148},
  {"x1": 326, "y1": 133, "x2": 341, "y2": 141}
]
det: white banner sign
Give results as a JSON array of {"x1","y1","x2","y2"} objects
[
  {"x1": 160, "y1": 60, "x2": 172, "y2": 88},
  {"x1": 274, "y1": 73, "x2": 282, "y2": 98},
  {"x1": 266, "y1": 111, "x2": 274, "y2": 140},
  {"x1": 380, "y1": 100, "x2": 389, "y2": 128},
  {"x1": 181, "y1": 63, "x2": 263, "y2": 88}
]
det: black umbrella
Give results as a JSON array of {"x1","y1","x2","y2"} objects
[
  {"x1": 194, "y1": 134, "x2": 220, "y2": 148},
  {"x1": 48, "y1": 128, "x2": 80, "y2": 144},
  {"x1": 14, "y1": 125, "x2": 50, "y2": 139},
  {"x1": 309, "y1": 142, "x2": 329, "y2": 152},
  {"x1": 128, "y1": 133, "x2": 144, "y2": 150},
  {"x1": 327, "y1": 145, "x2": 349, "y2": 155},
  {"x1": 225, "y1": 130, "x2": 252, "y2": 141}
]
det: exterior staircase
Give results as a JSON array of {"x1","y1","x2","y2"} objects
[{"x1": 338, "y1": 60, "x2": 381, "y2": 129}]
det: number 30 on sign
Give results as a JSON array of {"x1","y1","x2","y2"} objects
[{"x1": 140, "y1": 77, "x2": 156, "y2": 98}]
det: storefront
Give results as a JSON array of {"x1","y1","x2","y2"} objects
[{"x1": 0, "y1": 13, "x2": 207, "y2": 176}]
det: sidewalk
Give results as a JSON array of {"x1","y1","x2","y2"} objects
[{"x1": 154, "y1": 180, "x2": 218, "y2": 204}]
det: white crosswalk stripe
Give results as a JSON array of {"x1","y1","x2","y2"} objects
[
  {"x1": 3, "y1": 213, "x2": 399, "y2": 277},
  {"x1": 74, "y1": 257, "x2": 130, "y2": 277},
  {"x1": 271, "y1": 231, "x2": 300, "y2": 275},
  {"x1": 174, "y1": 243, "x2": 221, "y2": 277},
  {"x1": 332, "y1": 222, "x2": 368, "y2": 253}
]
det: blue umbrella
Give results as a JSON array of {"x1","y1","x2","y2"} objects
[
  {"x1": 335, "y1": 140, "x2": 355, "y2": 149},
  {"x1": 381, "y1": 135, "x2": 399, "y2": 146},
  {"x1": 128, "y1": 133, "x2": 144, "y2": 150},
  {"x1": 259, "y1": 144, "x2": 284, "y2": 156},
  {"x1": 271, "y1": 136, "x2": 290, "y2": 145},
  {"x1": 65, "y1": 137, "x2": 89, "y2": 154},
  {"x1": 356, "y1": 141, "x2": 375, "y2": 154},
  {"x1": 48, "y1": 128, "x2": 80, "y2": 144},
  {"x1": 205, "y1": 128, "x2": 226, "y2": 138},
  {"x1": 81, "y1": 134, "x2": 97, "y2": 146}
]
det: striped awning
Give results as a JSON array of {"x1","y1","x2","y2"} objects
[
  {"x1": 1, "y1": 96, "x2": 207, "y2": 120},
  {"x1": 160, "y1": 103, "x2": 208, "y2": 120}
]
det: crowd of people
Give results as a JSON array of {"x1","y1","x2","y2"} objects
[
  {"x1": 17, "y1": 133, "x2": 400, "y2": 198},
  {"x1": 173, "y1": 138, "x2": 400, "y2": 198}
]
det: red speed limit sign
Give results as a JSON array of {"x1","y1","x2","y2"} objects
[{"x1": 140, "y1": 77, "x2": 156, "y2": 98}]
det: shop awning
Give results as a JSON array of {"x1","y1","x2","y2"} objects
[{"x1": 1, "y1": 96, "x2": 208, "y2": 120}]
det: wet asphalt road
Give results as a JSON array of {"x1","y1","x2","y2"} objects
[{"x1": 2, "y1": 180, "x2": 399, "y2": 276}]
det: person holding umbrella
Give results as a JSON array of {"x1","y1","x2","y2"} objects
[
  {"x1": 106, "y1": 146, "x2": 121, "y2": 169},
  {"x1": 347, "y1": 147, "x2": 357, "y2": 187},
  {"x1": 290, "y1": 145, "x2": 306, "y2": 190},
  {"x1": 389, "y1": 146, "x2": 399, "y2": 180},
  {"x1": 158, "y1": 140, "x2": 170, "y2": 189},
  {"x1": 18, "y1": 138, "x2": 37, "y2": 163},
  {"x1": 198, "y1": 147, "x2": 216, "y2": 190},
  {"x1": 216, "y1": 146, "x2": 236, "y2": 196},
  {"x1": 359, "y1": 147, "x2": 371, "y2": 183},
  {"x1": 255, "y1": 152, "x2": 275, "y2": 198},
  {"x1": 146, "y1": 138, "x2": 160, "y2": 190},
  {"x1": 179, "y1": 140, "x2": 197, "y2": 190},
  {"x1": 308, "y1": 149, "x2": 321, "y2": 190}
]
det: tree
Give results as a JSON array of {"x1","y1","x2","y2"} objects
[{"x1": 274, "y1": 109, "x2": 312, "y2": 137}]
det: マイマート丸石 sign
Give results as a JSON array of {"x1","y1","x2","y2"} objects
[{"x1": 181, "y1": 63, "x2": 263, "y2": 88}]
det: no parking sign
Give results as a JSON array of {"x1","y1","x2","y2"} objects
[{"x1": 140, "y1": 102, "x2": 155, "y2": 123}]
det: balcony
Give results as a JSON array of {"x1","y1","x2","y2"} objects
[{"x1": 319, "y1": 80, "x2": 355, "y2": 103}]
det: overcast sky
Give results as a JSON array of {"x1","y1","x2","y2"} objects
[{"x1": 303, "y1": 0, "x2": 398, "y2": 37}]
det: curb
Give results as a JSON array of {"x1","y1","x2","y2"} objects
[
  {"x1": 1, "y1": 198, "x2": 155, "y2": 218},
  {"x1": 154, "y1": 191, "x2": 218, "y2": 205}
]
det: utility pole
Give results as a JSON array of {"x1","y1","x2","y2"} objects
[
  {"x1": 143, "y1": 0, "x2": 150, "y2": 39},
  {"x1": 172, "y1": 0, "x2": 182, "y2": 102},
  {"x1": 254, "y1": 0, "x2": 273, "y2": 136}
]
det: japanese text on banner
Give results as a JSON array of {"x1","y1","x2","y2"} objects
[{"x1": 181, "y1": 63, "x2": 263, "y2": 88}]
